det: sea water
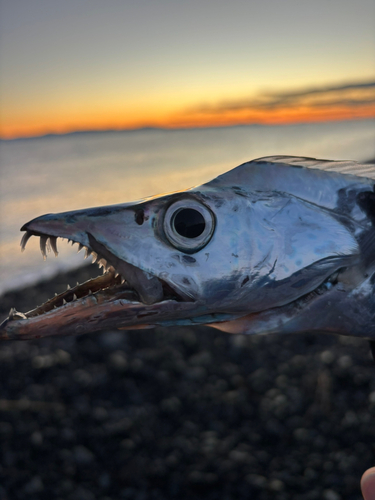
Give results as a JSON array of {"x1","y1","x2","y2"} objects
[{"x1": 0, "y1": 119, "x2": 374, "y2": 295}]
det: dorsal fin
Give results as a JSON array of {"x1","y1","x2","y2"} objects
[{"x1": 254, "y1": 156, "x2": 375, "y2": 179}]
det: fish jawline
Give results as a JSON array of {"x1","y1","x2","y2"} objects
[{"x1": 1, "y1": 231, "x2": 196, "y2": 340}]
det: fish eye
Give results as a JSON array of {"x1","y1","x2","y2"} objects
[
  {"x1": 173, "y1": 208, "x2": 205, "y2": 238},
  {"x1": 164, "y1": 200, "x2": 215, "y2": 253}
]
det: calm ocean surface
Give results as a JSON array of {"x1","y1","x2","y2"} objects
[{"x1": 1, "y1": 120, "x2": 374, "y2": 296}]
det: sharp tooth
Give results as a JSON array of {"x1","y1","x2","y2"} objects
[
  {"x1": 98, "y1": 258, "x2": 108, "y2": 271},
  {"x1": 84, "y1": 247, "x2": 92, "y2": 259},
  {"x1": 91, "y1": 252, "x2": 99, "y2": 264},
  {"x1": 20, "y1": 231, "x2": 33, "y2": 252},
  {"x1": 115, "y1": 272, "x2": 120, "y2": 278},
  {"x1": 62, "y1": 299, "x2": 67, "y2": 305},
  {"x1": 40, "y1": 236, "x2": 48, "y2": 260},
  {"x1": 76, "y1": 282, "x2": 80, "y2": 286},
  {"x1": 88, "y1": 290, "x2": 93, "y2": 295},
  {"x1": 49, "y1": 236, "x2": 58, "y2": 256},
  {"x1": 8, "y1": 308, "x2": 27, "y2": 321},
  {"x1": 54, "y1": 305, "x2": 57, "y2": 309},
  {"x1": 67, "y1": 284, "x2": 71, "y2": 290},
  {"x1": 73, "y1": 294, "x2": 78, "y2": 300}
]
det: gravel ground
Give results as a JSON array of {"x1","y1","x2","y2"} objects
[{"x1": 0, "y1": 264, "x2": 374, "y2": 500}]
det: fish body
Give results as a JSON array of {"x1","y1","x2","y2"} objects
[{"x1": 1, "y1": 156, "x2": 374, "y2": 340}]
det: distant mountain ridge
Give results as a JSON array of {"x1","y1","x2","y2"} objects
[{"x1": 1, "y1": 118, "x2": 374, "y2": 142}]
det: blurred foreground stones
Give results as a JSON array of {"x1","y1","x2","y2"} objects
[{"x1": 0, "y1": 265, "x2": 374, "y2": 500}]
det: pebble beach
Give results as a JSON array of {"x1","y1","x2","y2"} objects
[{"x1": 0, "y1": 263, "x2": 374, "y2": 500}]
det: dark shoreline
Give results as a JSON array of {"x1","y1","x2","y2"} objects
[{"x1": 0, "y1": 265, "x2": 374, "y2": 499}]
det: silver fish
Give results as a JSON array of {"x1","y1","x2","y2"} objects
[{"x1": 1, "y1": 156, "x2": 374, "y2": 342}]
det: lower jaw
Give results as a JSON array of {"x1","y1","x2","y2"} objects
[{"x1": 1, "y1": 290, "x2": 199, "y2": 340}]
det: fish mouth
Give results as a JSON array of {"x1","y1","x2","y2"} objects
[{"x1": 1, "y1": 230, "x2": 196, "y2": 340}]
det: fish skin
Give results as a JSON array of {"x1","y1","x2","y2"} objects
[{"x1": 0, "y1": 156, "x2": 374, "y2": 341}]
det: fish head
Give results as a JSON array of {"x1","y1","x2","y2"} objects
[{"x1": 1, "y1": 156, "x2": 374, "y2": 340}]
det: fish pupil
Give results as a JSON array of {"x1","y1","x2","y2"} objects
[{"x1": 173, "y1": 209, "x2": 205, "y2": 238}]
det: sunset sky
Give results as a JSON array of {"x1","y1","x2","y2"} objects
[{"x1": 0, "y1": 0, "x2": 374, "y2": 139}]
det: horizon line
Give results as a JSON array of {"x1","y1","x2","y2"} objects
[{"x1": 1, "y1": 116, "x2": 373, "y2": 142}]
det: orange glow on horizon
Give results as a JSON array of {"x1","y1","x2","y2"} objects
[
  {"x1": 1, "y1": 103, "x2": 374, "y2": 140},
  {"x1": 168, "y1": 104, "x2": 375, "y2": 129}
]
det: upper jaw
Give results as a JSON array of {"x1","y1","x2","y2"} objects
[
  {"x1": 20, "y1": 203, "x2": 188, "y2": 306},
  {"x1": 20, "y1": 224, "x2": 191, "y2": 308}
]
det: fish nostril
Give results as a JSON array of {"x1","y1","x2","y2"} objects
[{"x1": 135, "y1": 210, "x2": 145, "y2": 225}]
